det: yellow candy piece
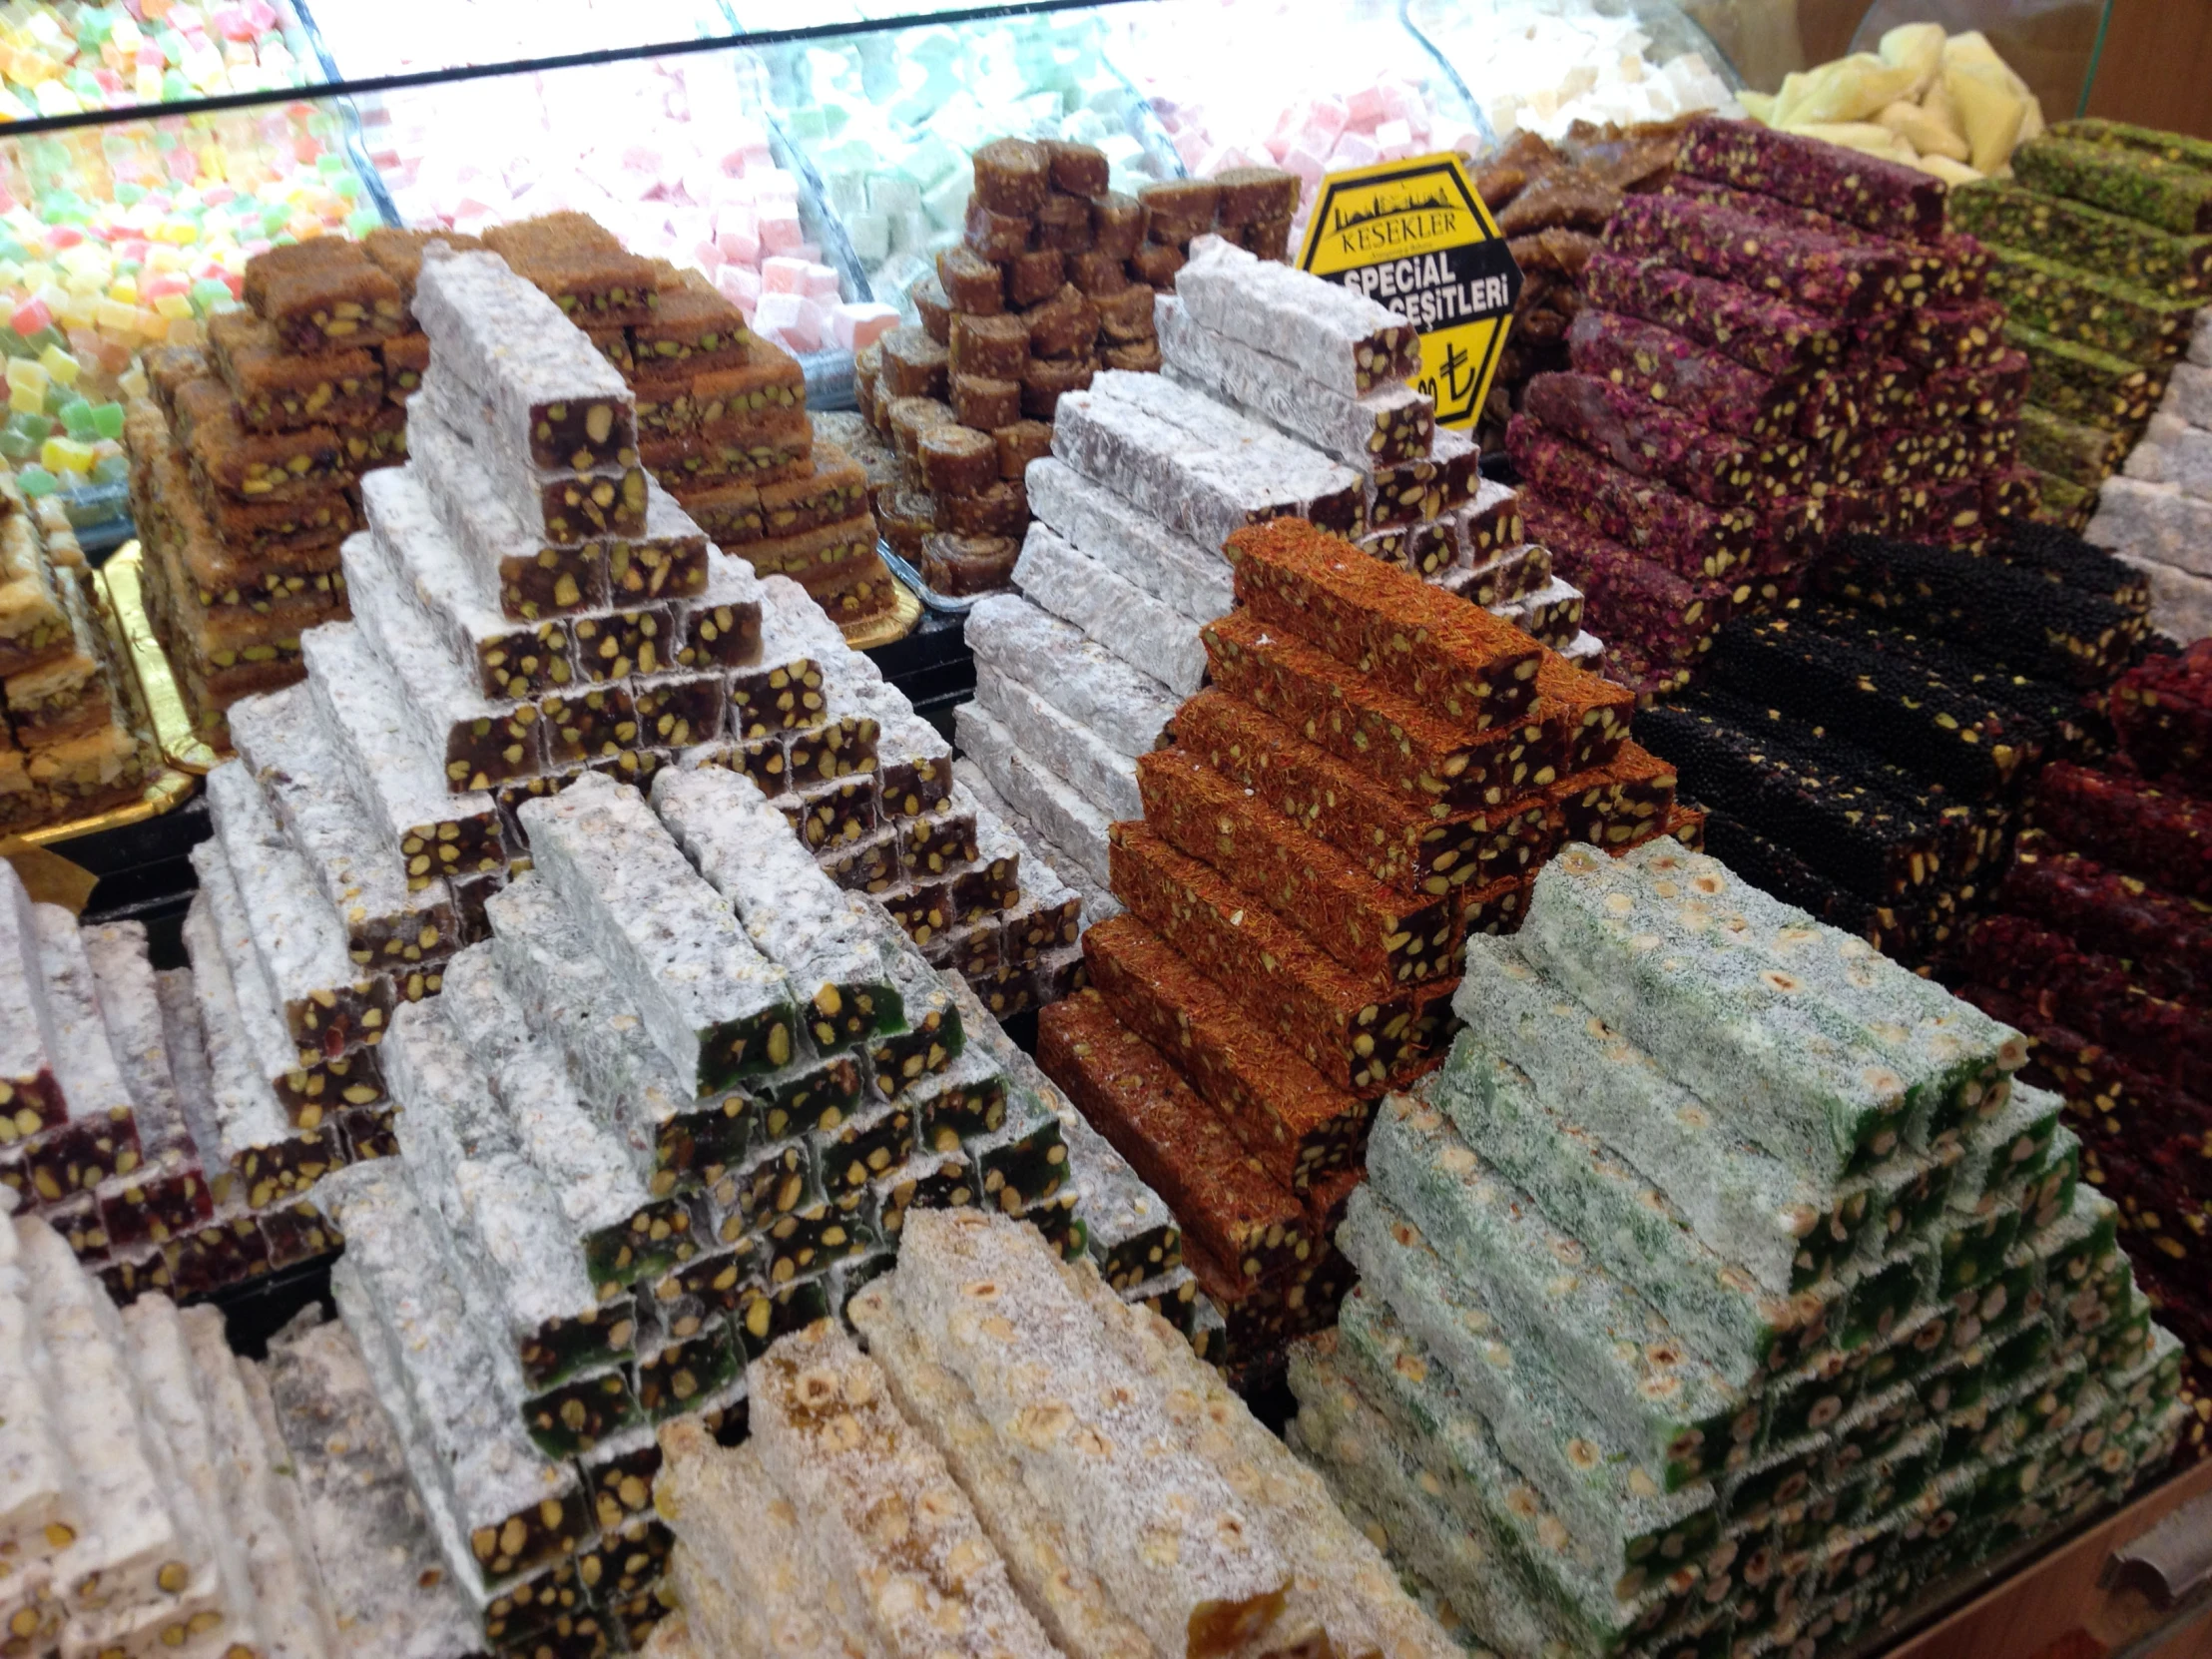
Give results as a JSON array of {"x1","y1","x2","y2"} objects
[
  {"x1": 36, "y1": 344, "x2": 78, "y2": 387},
  {"x1": 93, "y1": 295, "x2": 140, "y2": 335},
  {"x1": 5, "y1": 357, "x2": 47, "y2": 394},
  {"x1": 6, "y1": 384, "x2": 41, "y2": 417},
  {"x1": 152, "y1": 291, "x2": 195, "y2": 321},
  {"x1": 1878, "y1": 99, "x2": 1969, "y2": 163},
  {"x1": 117, "y1": 364, "x2": 150, "y2": 402},
  {"x1": 40, "y1": 437, "x2": 94, "y2": 475},
  {"x1": 161, "y1": 315, "x2": 206, "y2": 347},
  {"x1": 106, "y1": 276, "x2": 139, "y2": 305},
  {"x1": 1943, "y1": 59, "x2": 2027, "y2": 174},
  {"x1": 1771, "y1": 53, "x2": 1921, "y2": 129},
  {"x1": 1877, "y1": 23, "x2": 1946, "y2": 101}
]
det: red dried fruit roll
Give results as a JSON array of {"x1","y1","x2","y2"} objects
[
  {"x1": 1201, "y1": 610, "x2": 1538, "y2": 812},
  {"x1": 1508, "y1": 416, "x2": 1756, "y2": 582},
  {"x1": 1172, "y1": 687, "x2": 1512, "y2": 895},
  {"x1": 1083, "y1": 915, "x2": 1371, "y2": 1193},
  {"x1": 2032, "y1": 763, "x2": 2212, "y2": 901},
  {"x1": 2112, "y1": 642, "x2": 2212, "y2": 793},
  {"x1": 1673, "y1": 114, "x2": 1947, "y2": 243},
  {"x1": 1519, "y1": 499, "x2": 1732, "y2": 669},
  {"x1": 1136, "y1": 748, "x2": 1460, "y2": 989},
  {"x1": 2002, "y1": 833, "x2": 2212, "y2": 1005},
  {"x1": 1037, "y1": 990, "x2": 1316, "y2": 1286},
  {"x1": 1223, "y1": 518, "x2": 1541, "y2": 731},
  {"x1": 1566, "y1": 309, "x2": 1804, "y2": 441},
  {"x1": 1108, "y1": 822, "x2": 1420, "y2": 1096}
]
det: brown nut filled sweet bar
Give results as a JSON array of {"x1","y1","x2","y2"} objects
[
  {"x1": 249, "y1": 239, "x2": 407, "y2": 352},
  {"x1": 482, "y1": 212, "x2": 660, "y2": 325},
  {"x1": 174, "y1": 378, "x2": 348, "y2": 503},
  {"x1": 631, "y1": 270, "x2": 752, "y2": 373},
  {"x1": 208, "y1": 311, "x2": 384, "y2": 433}
]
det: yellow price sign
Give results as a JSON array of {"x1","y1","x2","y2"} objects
[{"x1": 1297, "y1": 152, "x2": 1522, "y2": 430}]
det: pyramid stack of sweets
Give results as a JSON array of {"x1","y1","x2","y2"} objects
[
  {"x1": 289, "y1": 763, "x2": 1197, "y2": 1656},
  {"x1": 1637, "y1": 521, "x2": 2153, "y2": 969},
  {"x1": 1469, "y1": 122, "x2": 1695, "y2": 450},
  {"x1": 852, "y1": 143, "x2": 1296, "y2": 596},
  {"x1": 1948, "y1": 640, "x2": 2212, "y2": 1458},
  {"x1": 1947, "y1": 121, "x2": 2211, "y2": 539},
  {"x1": 1287, "y1": 838, "x2": 2189, "y2": 1659},
  {"x1": 1033, "y1": 518, "x2": 1693, "y2": 1384},
  {"x1": 0, "y1": 466, "x2": 161, "y2": 832},
  {"x1": 639, "y1": 1207, "x2": 1460, "y2": 1659},
  {"x1": 1508, "y1": 114, "x2": 2036, "y2": 698},
  {"x1": 0, "y1": 852, "x2": 351, "y2": 1310},
  {"x1": 1159, "y1": 234, "x2": 1604, "y2": 664},
  {"x1": 0, "y1": 1208, "x2": 394, "y2": 1659},
  {"x1": 481, "y1": 211, "x2": 904, "y2": 632},
  {"x1": 122, "y1": 227, "x2": 440, "y2": 750},
  {"x1": 2082, "y1": 310, "x2": 2212, "y2": 642}
]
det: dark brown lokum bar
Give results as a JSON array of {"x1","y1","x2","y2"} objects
[
  {"x1": 1084, "y1": 915, "x2": 1371, "y2": 1192},
  {"x1": 1224, "y1": 518, "x2": 1540, "y2": 729},
  {"x1": 1109, "y1": 823, "x2": 1418, "y2": 1095},
  {"x1": 1136, "y1": 748, "x2": 1458, "y2": 987},
  {"x1": 483, "y1": 212, "x2": 660, "y2": 324},
  {"x1": 1535, "y1": 652, "x2": 1635, "y2": 773},
  {"x1": 1546, "y1": 742, "x2": 1680, "y2": 852},
  {"x1": 572, "y1": 602, "x2": 680, "y2": 682},
  {"x1": 1674, "y1": 114, "x2": 1946, "y2": 242},
  {"x1": 249, "y1": 238, "x2": 407, "y2": 352},
  {"x1": 175, "y1": 378, "x2": 347, "y2": 504},
  {"x1": 209, "y1": 311, "x2": 384, "y2": 432},
  {"x1": 1038, "y1": 990, "x2": 1315, "y2": 1286}
]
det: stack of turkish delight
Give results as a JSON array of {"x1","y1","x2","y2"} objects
[
  {"x1": 293, "y1": 763, "x2": 1194, "y2": 1654},
  {"x1": 0, "y1": 1211, "x2": 357, "y2": 1658},
  {"x1": 854, "y1": 136, "x2": 1213, "y2": 592},
  {"x1": 1471, "y1": 121, "x2": 1694, "y2": 449},
  {"x1": 648, "y1": 1208, "x2": 1458, "y2": 1659},
  {"x1": 1950, "y1": 121, "x2": 2208, "y2": 541},
  {"x1": 0, "y1": 463, "x2": 161, "y2": 831},
  {"x1": 124, "y1": 229, "x2": 432, "y2": 748},
  {"x1": 1639, "y1": 523, "x2": 2153, "y2": 967},
  {"x1": 1161, "y1": 235, "x2": 1599, "y2": 658},
  {"x1": 1034, "y1": 518, "x2": 1684, "y2": 1384},
  {"x1": 1509, "y1": 114, "x2": 2034, "y2": 698},
  {"x1": 1949, "y1": 639, "x2": 2212, "y2": 1458},
  {"x1": 0, "y1": 858, "x2": 340, "y2": 1305},
  {"x1": 1290, "y1": 838, "x2": 2188, "y2": 1657},
  {"x1": 479, "y1": 211, "x2": 903, "y2": 631},
  {"x1": 2084, "y1": 309, "x2": 2212, "y2": 642}
]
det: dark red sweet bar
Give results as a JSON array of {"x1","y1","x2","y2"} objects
[
  {"x1": 1223, "y1": 518, "x2": 1541, "y2": 732},
  {"x1": 2112, "y1": 641, "x2": 2212, "y2": 792},
  {"x1": 1582, "y1": 251, "x2": 1843, "y2": 378},
  {"x1": 2000, "y1": 834, "x2": 2212, "y2": 1006},
  {"x1": 1603, "y1": 194, "x2": 1903, "y2": 314},
  {"x1": 1521, "y1": 370, "x2": 1759, "y2": 509},
  {"x1": 1674, "y1": 114, "x2": 1946, "y2": 243},
  {"x1": 1037, "y1": 989, "x2": 1316, "y2": 1286},
  {"x1": 1566, "y1": 310, "x2": 1804, "y2": 440},
  {"x1": 1108, "y1": 822, "x2": 1420, "y2": 1095},
  {"x1": 1508, "y1": 415, "x2": 1755, "y2": 581},
  {"x1": 2033, "y1": 762, "x2": 2212, "y2": 901},
  {"x1": 1083, "y1": 915, "x2": 1371, "y2": 1193},
  {"x1": 1136, "y1": 747, "x2": 1459, "y2": 988},
  {"x1": 1663, "y1": 175, "x2": 1951, "y2": 301},
  {"x1": 1520, "y1": 497, "x2": 1732, "y2": 666}
]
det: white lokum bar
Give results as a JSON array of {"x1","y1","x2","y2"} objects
[
  {"x1": 521, "y1": 772, "x2": 797, "y2": 1093},
  {"x1": 964, "y1": 594, "x2": 1177, "y2": 760},
  {"x1": 0, "y1": 861, "x2": 60, "y2": 1140},
  {"x1": 178, "y1": 886, "x2": 309, "y2": 1186},
  {"x1": 415, "y1": 368, "x2": 645, "y2": 547},
  {"x1": 256, "y1": 1314, "x2": 482, "y2": 1659},
  {"x1": 407, "y1": 405, "x2": 608, "y2": 622},
  {"x1": 953, "y1": 704, "x2": 1114, "y2": 890},
  {"x1": 358, "y1": 466, "x2": 579, "y2": 702},
  {"x1": 950, "y1": 761, "x2": 1121, "y2": 928},
  {"x1": 228, "y1": 688, "x2": 458, "y2": 979},
  {"x1": 297, "y1": 622, "x2": 504, "y2": 884},
  {"x1": 0, "y1": 1215, "x2": 64, "y2": 1581},
  {"x1": 1013, "y1": 526, "x2": 1205, "y2": 697},
  {"x1": 1173, "y1": 237, "x2": 1422, "y2": 398},
  {"x1": 1024, "y1": 458, "x2": 1236, "y2": 624},
  {"x1": 81, "y1": 924, "x2": 191, "y2": 1164},
  {"x1": 339, "y1": 530, "x2": 549, "y2": 795},
  {"x1": 2088, "y1": 477, "x2": 2212, "y2": 580},
  {"x1": 1156, "y1": 293, "x2": 1434, "y2": 469},
  {"x1": 409, "y1": 245, "x2": 636, "y2": 472},
  {"x1": 176, "y1": 1306, "x2": 333, "y2": 1659},
  {"x1": 895, "y1": 1209, "x2": 1295, "y2": 1658},
  {"x1": 749, "y1": 1321, "x2": 1062, "y2": 1659},
  {"x1": 320, "y1": 1162, "x2": 588, "y2": 1590},
  {"x1": 651, "y1": 767, "x2": 899, "y2": 1053},
  {"x1": 205, "y1": 760, "x2": 393, "y2": 1056},
  {"x1": 28, "y1": 901, "x2": 137, "y2": 1136},
  {"x1": 972, "y1": 662, "x2": 1142, "y2": 823}
]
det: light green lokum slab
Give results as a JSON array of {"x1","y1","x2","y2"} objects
[
  {"x1": 1433, "y1": 1052, "x2": 1824, "y2": 1380},
  {"x1": 1948, "y1": 1085, "x2": 2062, "y2": 1218},
  {"x1": 1364, "y1": 1092, "x2": 1760, "y2": 1485},
  {"x1": 1285, "y1": 1336, "x2": 1599, "y2": 1659},
  {"x1": 1331, "y1": 1300, "x2": 1692, "y2": 1653},
  {"x1": 1454, "y1": 938, "x2": 1870, "y2": 1294},
  {"x1": 1517, "y1": 847, "x2": 1913, "y2": 1183}
]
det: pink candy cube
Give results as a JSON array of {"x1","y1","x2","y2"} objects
[
  {"x1": 799, "y1": 265, "x2": 842, "y2": 300},
  {"x1": 716, "y1": 265, "x2": 762, "y2": 305},
  {"x1": 761, "y1": 256, "x2": 810, "y2": 294},
  {"x1": 831, "y1": 301, "x2": 899, "y2": 350},
  {"x1": 759, "y1": 207, "x2": 804, "y2": 255},
  {"x1": 753, "y1": 290, "x2": 818, "y2": 352}
]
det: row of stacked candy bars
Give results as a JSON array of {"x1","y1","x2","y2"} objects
[
  {"x1": 295, "y1": 768, "x2": 1200, "y2": 1657},
  {"x1": 0, "y1": 858, "x2": 340, "y2": 1308},
  {"x1": 849, "y1": 141, "x2": 1303, "y2": 593},
  {"x1": 0, "y1": 1211, "x2": 372, "y2": 1659},
  {"x1": 1287, "y1": 838, "x2": 2188, "y2": 1659},
  {"x1": 1507, "y1": 114, "x2": 2037, "y2": 698},
  {"x1": 1158, "y1": 235, "x2": 1602, "y2": 659},
  {"x1": 1032, "y1": 519, "x2": 1692, "y2": 1385},
  {"x1": 1637, "y1": 522, "x2": 2154, "y2": 969},
  {"x1": 1947, "y1": 639, "x2": 2212, "y2": 1458},
  {"x1": 2086, "y1": 310, "x2": 2212, "y2": 642},
  {"x1": 122, "y1": 229, "x2": 423, "y2": 751},
  {"x1": 0, "y1": 463, "x2": 161, "y2": 832},
  {"x1": 1468, "y1": 121, "x2": 1693, "y2": 449},
  {"x1": 1950, "y1": 120, "x2": 2211, "y2": 537},
  {"x1": 647, "y1": 1209, "x2": 1460, "y2": 1659}
]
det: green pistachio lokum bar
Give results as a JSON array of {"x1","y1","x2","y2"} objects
[
  {"x1": 2013, "y1": 137, "x2": 2212, "y2": 237},
  {"x1": 1981, "y1": 247, "x2": 2201, "y2": 364},
  {"x1": 2008, "y1": 319, "x2": 2168, "y2": 427},
  {"x1": 1952, "y1": 180, "x2": 2212, "y2": 298}
]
